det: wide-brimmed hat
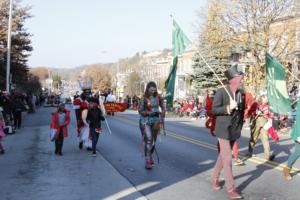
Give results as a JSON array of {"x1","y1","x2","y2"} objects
[{"x1": 224, "y1": 64, "x2": 244, "y2": 80}]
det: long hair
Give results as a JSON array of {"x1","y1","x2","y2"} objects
[{"x1": 144, "y1": 81, "x2": 158, "y2": 98}]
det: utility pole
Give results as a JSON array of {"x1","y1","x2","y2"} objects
[{"x1": 6, "y1": 0, "x2": 13, "y2": 93}]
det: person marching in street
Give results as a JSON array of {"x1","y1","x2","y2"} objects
[
  {"x1": 211, "y1": 65, "x2": 245, "y2": 199},
  {"x1": 73, "y1": 86, "x2": 92, "y2": 150},
  {"x1": 105, "y1": 90, "x2": 117, "y2": 116},
  {"x1": 79, "y1": 102, "x2": 93, "y2": 151},
  {"x1": 0, "y1": 107, "x2": 6, "y2": 154},
  {"x1": 283, "y1": 101, "x2": 300, "y2": 180},
  {"x1": 138, "y1": 81, "x2": 166, "y2": 170},
  {"x1": 86, "y1": 98, "x2": 105, "y2": 157},
  {"x1": 205, "y1": 90, "x2": 244, "y2": 167},
  {"x1": 50, "y1": 102, "x2": 70, "y2": 156},
  {"x1": 246, "y1": 90, "x2": 277, "y2": 161}
]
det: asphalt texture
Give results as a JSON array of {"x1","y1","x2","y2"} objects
[{"x1": 1, "y1": 107, "x2": 300, "y2": 200}]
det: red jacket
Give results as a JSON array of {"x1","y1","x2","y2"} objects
[{"x1": 50, "y1": 109, "x2": 71, "y2": 138}]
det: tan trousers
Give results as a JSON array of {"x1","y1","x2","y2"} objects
[{"x1": 248, "y1": 115, "x2": 271, "y2": 159}]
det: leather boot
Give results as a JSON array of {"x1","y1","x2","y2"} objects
[{"x1": 283, "y1": 166, "x2": 292, "y2": 181}]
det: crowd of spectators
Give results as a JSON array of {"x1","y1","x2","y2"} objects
[{"x1": 0, "y1": 90, "x2": 44, "y2": 134}]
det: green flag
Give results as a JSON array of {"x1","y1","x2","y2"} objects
[
  {"x1": 165, "y1": 19, "x2": 191, "y2": 109},
  {"x1": 265, "y1": 53, "x2": 291, "y2": 115}
]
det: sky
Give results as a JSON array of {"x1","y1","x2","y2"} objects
[{"x1": 21, "y1": 0, "x2": 207, "y2": 68}]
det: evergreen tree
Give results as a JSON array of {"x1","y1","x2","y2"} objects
[
  {"x1": 192, "y1": 39, "x2": 229, "y2": 92},
  {"x1": 0, "y1": 0, "x2": 33, "y2": 91}
]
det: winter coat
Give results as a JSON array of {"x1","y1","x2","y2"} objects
[
  {"x1": 86, "y1": 107, "x2": 105, "y2": 129},
  {"x1": 212, "y1": 86, "x2": 245, "y2": 141},
  {"x1": 50, "y1": 109, "x2": 70, "y2": 138}
]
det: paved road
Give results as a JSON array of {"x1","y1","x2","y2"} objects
[
  {"x1": 100, "y1": 110, "x2": 300, "y2": 200},
  {"x1": 1, "y1": 107, "x2": 300, "y2": 200}
]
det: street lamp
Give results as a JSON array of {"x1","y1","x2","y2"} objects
[{"x1": 6, "y1": 0, "x2": 13, "y2": 93}]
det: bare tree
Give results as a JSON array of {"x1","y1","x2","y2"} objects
[
  {"x1": 197, "y1": 0, "x2": 296, "y2": 90},
  {"x1": 125, "y1": 71, "x2": 142, "y2": 96},
  {"x1": 83, "y1": 64, "x2": 112, "y2": 92}
]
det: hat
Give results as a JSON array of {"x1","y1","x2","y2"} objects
[
  {"x1": 78, "y1": 77, "x2": 93, "y2": 93},
  {"x1": 224, "y1": 64, "x2": 244, "y2": 80}
]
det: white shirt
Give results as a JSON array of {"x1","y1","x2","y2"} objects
[{"x1": 106, "y1": 94, "x2": 116, "y2": 102}]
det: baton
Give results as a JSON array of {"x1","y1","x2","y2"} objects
[{"x1": 104, "y1": 118, "x2": 112, "y2": 135}]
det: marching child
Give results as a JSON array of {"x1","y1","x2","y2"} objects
[{"x1": 50, "y1": 103, "x2": 70, "y2": 156}]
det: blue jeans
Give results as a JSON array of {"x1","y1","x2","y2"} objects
[{"x1": 90, "y1": 128, "x2": 99, "y2": 154}]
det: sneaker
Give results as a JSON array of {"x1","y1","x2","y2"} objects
[
  {"x1": 79, "y1": 142, "x2": 83, "y2": 150},
  {"x1": 145, "y1": 158, "x2": 153, "y2": 170},
  {"x1": 92, "y1": 153, "x2": 97, "y2": 157},
  {"x1": 0, "y1": 149, "x2": 5, "y2": 154},
  {"x1": 268, "y1": 154, "x2": 276, "y2": 161},
  {"x1": 150, "y1": 156, "x2": 154, "y2": 166},
  {"x1": 228, "y1": 189, "x2": 242, "y2": 199},
  {"x1": 58, "y1": 152, "x2": 63, "y2": 156},
  {"x1": 212, "y1": 179, "x2": 221, "y2": 190},
  {"x1": 86, "y1": 147, "x2": 92, "y2": 151},
  {"x1": 234, "y1": 159, "x2": 244, "y2": 166}
]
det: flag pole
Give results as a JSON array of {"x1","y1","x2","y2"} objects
[
  {"x1": 6, "y1": 0, "x2": 13, "y2": 93},
  {"x1": 198, "y1": 54, "x2": 233, "y2": 101}
]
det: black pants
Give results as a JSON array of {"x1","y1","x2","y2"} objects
[
  {"x1": 55, "y1": 130, "x2": 64, "y2": 154},
  {"x1": 13, "y1": 111, "x2": 22, "y2": 129}
]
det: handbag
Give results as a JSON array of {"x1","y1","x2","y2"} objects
[{"x1": 49, "y1": 129, "x2": 56, "y2": 142}]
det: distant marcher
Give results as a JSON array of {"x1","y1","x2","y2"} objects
[
  {"x1": 211, "y1": 65, "x2": 245, "y2": 199},
  {"x1": 86, "y1": 99, "x2": 105, "y2": 156},
  {"x1": 50, "y1": 103, "x2": 70, "y2": 156},
  {"x1": 106, "y1": 92, "x2": 116, "y2": 116},
  {"x1": 0, "y1": 108, "x2": 5, "y2": 154}
]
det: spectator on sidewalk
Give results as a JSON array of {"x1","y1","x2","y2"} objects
[
  {"x1": 86, "y1": 98, "x2": 105, "y2": 157},
  {"x1": 0, "y1": 107, "x2": 5, "y2": 154},
  {"x1": 12, "y1": 95, "x2": 26, "y2": 129},
  {"x1": 50, "y1": 103, "x2": 70, "y2": 156},
  {"x1": 32, "y1": 94, "x2": 37, "y2": 112}
]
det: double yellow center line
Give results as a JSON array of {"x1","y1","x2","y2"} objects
[{"x1": 114, "y1": 116, "x2": 300, "y2": 176}]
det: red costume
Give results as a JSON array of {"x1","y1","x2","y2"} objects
[
  {"x1": 73, "y1": 97, "x2": 89, "y2": 136},
  {"x1": 50, "y1": 109, "x2": 70, "y2": 138},
  {"x1": 205, "y1": 94, "x2": 216, "y2": 136}
]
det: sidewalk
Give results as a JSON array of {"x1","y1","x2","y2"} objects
[{"x1": 0, "y1": 107, "x2": 146, "y2": 200}]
